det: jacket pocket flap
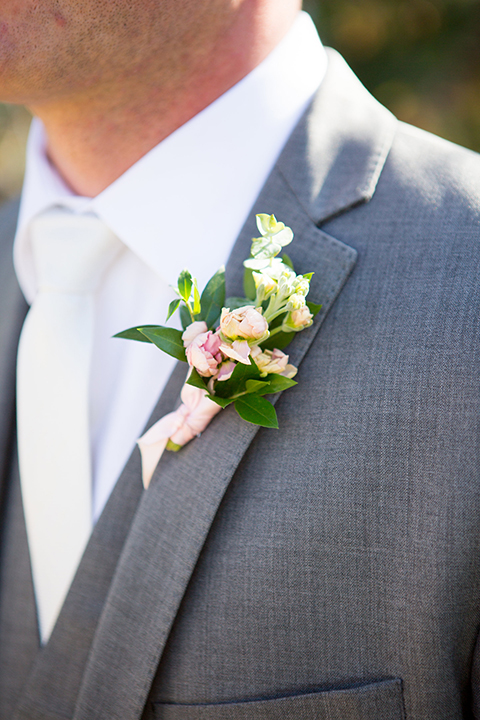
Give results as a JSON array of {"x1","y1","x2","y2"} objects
[{"x1": 153, "y1": 678, "x2": 404, "y2": 719}]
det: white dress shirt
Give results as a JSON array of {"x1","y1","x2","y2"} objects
[{"x1": 14, "y1": 11, "x2": 327, "y2": 527}]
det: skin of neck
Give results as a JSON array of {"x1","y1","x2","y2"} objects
[{"x1": 26, "y1": 0, "x2": 301, "y2": 197}]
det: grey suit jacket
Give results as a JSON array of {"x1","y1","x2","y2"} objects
[{"x1": 1, "y1": 49, "x2": 480, "y2": 720}]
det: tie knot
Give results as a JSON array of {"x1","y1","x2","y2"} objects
[{"x1": 30, "y1": 211, "x2": 122, "y2": 295}]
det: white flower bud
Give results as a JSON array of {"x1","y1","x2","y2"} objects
[
  {"x1": 278, "y1": 272, "x2": 296, "y2": 298},
  {"x1": 252, "y1": 272, "x2": 277, "y2": 302},
  {"x1": 293, "y1": 276, "x2": 310, "y2": 296},
  {"x1": 286, "y1": 293, "x2": 306, "y2": 311}
]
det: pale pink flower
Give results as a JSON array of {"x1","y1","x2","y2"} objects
[
  {"x1": 186, "y1": 331, "x2": 222, "y2": 377},
  {"x1": 250, "y1": 346, "x2": 297, "y2": 378},
  {"x1": 280, "y1": 363, "x2": 297, "y2": 379},
  {"x1": 290, "y1": 305, "x2": 313, "y2": 328},
  {"x1": 215, "y1": 360, "x2": 236, "y2": 381},
  {"x1": 219, "y1": 339, "x2": 251, "y2": 364},
  {"x1": 220, "y1": 306, "x2": 269, "y2": 342},
  {"x1": 285, "y1": 305, "x2": 313, "y2": 331},
  {"x1": 207, "y1": 359, "x2": 236, "y2": 394},
  {"x1": 182, "y1": 321, "x2": 208, "y2": 348}
]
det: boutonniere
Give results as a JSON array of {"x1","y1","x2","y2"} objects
[{"x1": 116, "y1": 214, "x2": 321, "y2": 488}]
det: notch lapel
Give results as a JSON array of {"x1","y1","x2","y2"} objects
[
  {"x1": 276, "y1": 48, "x2": 397, "y2": 225},
  {"x1": 73, "y1": 51, "x2": 396, "y2": 720}
]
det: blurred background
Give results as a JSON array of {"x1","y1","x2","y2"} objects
[
  {"x1": 0, "y1": 0, "x2": 479, "y2": 204},
  {"x1": 304, "y1": 0, "x2": 480, "y2": 147}
]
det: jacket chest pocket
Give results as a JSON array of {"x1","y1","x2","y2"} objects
[{"x1": 153, "y1": 678, "x2": 405, "y2": 719}]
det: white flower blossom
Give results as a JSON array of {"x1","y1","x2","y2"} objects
[{"x1": 286, "y1": 293, "x2": 306, "y2": 311}]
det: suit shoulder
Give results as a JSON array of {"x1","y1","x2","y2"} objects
[{"x1": 383, "y1": 121, "x2": 480, "y2": 218}]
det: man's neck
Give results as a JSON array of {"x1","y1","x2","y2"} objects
[{"x1": 29, "y1": 2, "x2": 301, "y2": 197}]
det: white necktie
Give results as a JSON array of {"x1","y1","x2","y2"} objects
[{"x1": 17, "y1": 211, "x2": 121, "y2": 643}]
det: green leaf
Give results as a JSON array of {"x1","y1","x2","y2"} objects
[
  {"x1": 208, "y1": 395, "x2": 235, "y2": 408},
  {"x1": 253, "y1": 374, "x2": 297, "y2": 395},
  {"x1": 307, "y1": 301, "x2": 322, "y2": 317},
  {"x1": 186, "y1": 368, "x2": 209, "y2": 391},
  {"x1": 245, "y1": 379, "x2": 271, "y2": 394},
  {"x1": 139, "y1": 327, "x2": 187, "y2": 362},
  {"x1": 225, "y1": 296, "x2": 253, "y2": 311},
  {"x1": 166, "y1": 298, "x2": 181, "y2": 322},
  {"x1": 261, "y1": 330, "x2": 295, "y2": 351},
  {"x1": 281, "y1": 253, "x2": 295, "y2": 270},
  {"x1": 180, "y1": 305, "x2": 191, "y2": 330},
  {"x1": 302, "y1": 272, "x2": 314, "y2": 281},
  {"x1": 178, "y1": 269, "x2": 193, "y2": 302},
  {"x1": 243, "y1": 266, "x2": 256, "y2": 301},
  {"x1": 234, "y1": 394, "x2": 279, "y2": 429},
  {"x1": 263, "y1": 374, "x2": 297, "y2": 393},
  {"x1": 214, "y1": 358, "x2": 261, "y2": 399},
  {"x1": 192, "y1": 279, "x2": 201, "y2": 315},
  {"x1": 114, "y1": 325, "x2": 162, "y2": 343},
  {"x1": 199, "y1": 267, "x2": 226, "y2": 329}
]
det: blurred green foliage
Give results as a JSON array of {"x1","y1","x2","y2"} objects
[
  {"x1": 0, "y1": 104, "x2": 31, "y2": 203},
  {"x1": 304, "y1": 0, "x2": 480, "y2": 151},
  {"x1": 0, "y1": 0, "x2": 479, "y2": 201}
]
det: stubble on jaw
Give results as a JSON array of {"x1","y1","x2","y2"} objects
[
  {"x1": 0, "y1": 0, "x2": 242, "y2": 106},
  {"x1": 1, "y1": 0, "x2": 301, "y2": 195}
]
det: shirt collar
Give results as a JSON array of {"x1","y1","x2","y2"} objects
[{"x1": 15, "y1": 11, "x2": 327, "y2": 303}]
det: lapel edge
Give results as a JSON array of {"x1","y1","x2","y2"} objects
[
  {"x1": 72, "y1": 188, "x2": 358, "y2": 720},
  {"x1": 277, "y1": 48, "x2": 398, "y2": 226}
]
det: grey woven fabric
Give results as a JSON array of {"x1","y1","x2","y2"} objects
[
  {"x1": 152, "y1": 679, "x2": 405, "y2": 720},
  {"x1": 0, "y1": 49, "x2": 480, "y2": 720},
  {"x1": 0, "y1": 448, "x2": 38, "y2": 719},
  {"x1": 0, "y1": 199, "x2": 35, "y2": 718}
]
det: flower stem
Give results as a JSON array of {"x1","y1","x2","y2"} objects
[
  {"x1": 265, "y1": 307, "x2": 288, "y2": 324},
  {"x1": 186, "y1": 301, "x2": 195, "y2": 322},
  {"x1": 264, "y1": 294, "x2": 278, "y2": 321},
  {"x1": 166, "y1": 440, "x2": 182, "y2": 452},
  {"x1": 268, "y1": 325, "x2": 286, "y2": 338}
]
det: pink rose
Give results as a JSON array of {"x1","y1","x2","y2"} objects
[
  {"x1": 220, "y1": 306, "x2": 268, "y2": 342},
  {"x1": 182, "y1": 321, "x2": 208, "y2": 348},
  {"x1": 186, "y1": 330, "x2": 222, "y2": 377}
]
